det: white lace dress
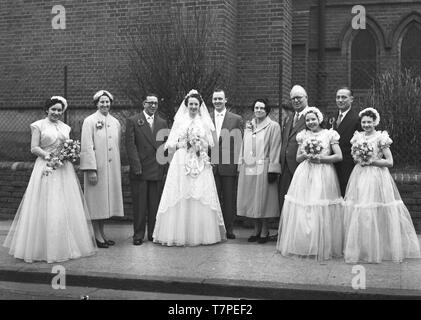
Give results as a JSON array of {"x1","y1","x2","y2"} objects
[
  {"x1": 152, "y1": 117, "x2": 226, "y2": 246},
  {"x1": 344, "y1": 131, "x2": 421, "y2": 263}
]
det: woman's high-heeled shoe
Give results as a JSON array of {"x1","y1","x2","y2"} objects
[
  {"x1": 248, "y1": 233, "x2": 261, "y2": 242},
  {"x1": 105, "y1": 239, "x2": 115, "y2": 246},
  {"x1": 96, "y1": 239, "x2": 109, "y2": 248},
  {"x1": 258, "y1": 232, "x2": 270, "y2": 244}
]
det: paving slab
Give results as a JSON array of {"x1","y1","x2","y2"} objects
[{"x1": 1, "y1": 220, "x2": 421, "y2": 299}]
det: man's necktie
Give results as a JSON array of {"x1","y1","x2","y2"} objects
[
  {"x1": 293, "y1": 112, "x2": 299, "y2": 127},
  {"x1": 336, "y1": 113, "x2": 343, "y2": 127},
  {"x1": 216, "y1": 113, "x2": 223, "y2": 139},
  {"x1": 147, "y1": 117, "x2": 153, "y2": 129}
]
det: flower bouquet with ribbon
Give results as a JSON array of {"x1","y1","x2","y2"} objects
[{"x1": 183, "y1": 127, "x2": 210, "y2": 178}]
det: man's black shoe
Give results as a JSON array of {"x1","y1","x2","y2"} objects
[{"x1": 133, "y1": 239, "x2": 143, "y2": 246}]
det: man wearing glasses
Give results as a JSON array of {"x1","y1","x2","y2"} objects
[
  {"x1": 279, "y1": 85, "x2": 309, "y2": 210},
  {"x1": 125, "y1": 93, "x2": 168, "y2": 245}
]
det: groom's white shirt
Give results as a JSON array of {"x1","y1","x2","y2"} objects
[{"x1": 215, "y1": 108, "x2": 226, "y2": 140}]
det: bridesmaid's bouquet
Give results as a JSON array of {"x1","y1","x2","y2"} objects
[
  {"x1": 351, "y1": 141, "x2": 374, "y2": 165},
  {"x1": 302, "y1": 138, "x2": 323, "y2": 160},
  {"x1": 43, "y1": 139, "x2": 81, "y2": 176},
  {"x1": 59, "y1": 139, "x2": 81, "y2": 164}
]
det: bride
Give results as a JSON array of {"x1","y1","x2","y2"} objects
[{"x1": 152, "y1": 89, "x2": 226, "y2": 246}]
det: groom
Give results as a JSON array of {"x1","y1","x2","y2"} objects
[
  {"x1": 125, "y1": 93, "x2": 168, "y2": 245},
  {"x1": 210, "y1": 89, "x2": 243, "y2": 239}
]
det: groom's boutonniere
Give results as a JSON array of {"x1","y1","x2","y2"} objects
[
  {"x1": 137, "y1": 119, "x2": 145, "y2": 126},
  {"x1": 96, "y1": 120, "x2": 104, "y2": 129}
]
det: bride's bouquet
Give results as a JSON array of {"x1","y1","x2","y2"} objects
[
  {"x1": 302, "y1": 138, "x2": 323, "y2": 160},
  {"x1": 43, "y1": 139, "x2": 81, "y2": 176},
  {"x1": 351, "y1": 141, "x2": 374, "y2": 165},
  {"x1": 181, "y1": 127, "x2": 210, "y2": 178}
]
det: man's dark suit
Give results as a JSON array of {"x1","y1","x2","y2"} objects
[
  {"x1": 279, "y1": 111, "x2": 307, "y2": 210},
  {"x1": 125, "y1": 112, "x2": 168, "y2": 241},
  {"x1": 333, "y1": 108, "x2": 361, "y2": 197},
  {"x1": 211, "y1": 110, "x2": 243, "y2": 235}
]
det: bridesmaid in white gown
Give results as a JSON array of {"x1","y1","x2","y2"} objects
[
  {"x1": 344, "y1": 107, "x2": 420, "y2": 263},
  {"x1": 277, "y1": 107, "x2": 344, "y2": 260},
  {"x1": 3, "y1": 96, "x2": 97, "y2": 263},
  {"x1": 153, "y1": 90, "x2": 226, "y2": 246}
]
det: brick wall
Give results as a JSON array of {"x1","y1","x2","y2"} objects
[
  {"x1": 235, "y1": 0, "x2": 292, "y2": 107},
  {"x1": 0, "y1": 0, "x2": 291, "y2": 110},
  {"x1": 1, "y1": 161, "x2": 420, "y2": 233},
  {"x1": 290, "y1": 0, "x2": 421, "y2": 111},
  {"x1": 392, "y1": 172, "x2": 421, "y2": 232},
  {"x1": 0, "y1": 161, "x2": 132, "y2": 221}
]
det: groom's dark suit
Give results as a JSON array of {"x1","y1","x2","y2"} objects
[
  {"x1": 279, "y1": 110, "x2": 307, "y2": 210},
  {"x1": 333, "y1": 108, "x2": 361, "y2": 197},
  {"x1": 210, "y1": 110, "x2": 243, "y2": 235},
  {"x1": 125, "y1": 112, "x2": 168, "y2": 241}
]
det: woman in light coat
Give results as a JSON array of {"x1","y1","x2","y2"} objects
[
  {"x1": 237, "y1": 99, "x2": 281, "y2": 244},
  {"x1": 80, "y1": 90, "x2": 124, "y2": 248}
]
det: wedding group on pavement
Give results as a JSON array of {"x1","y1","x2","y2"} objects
[{"x1": 3, "y1": 84, "x2": 420, "y2": 265}]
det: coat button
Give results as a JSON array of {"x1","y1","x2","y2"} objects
[
  {"x1": 109, "y1": 159, "x2": 112, "y2": 162},
  {"x1": 109, "y1": 136, "x2": 112, "y2": 139},
  {"x1": 109, "y1": 148, "x2": 112, "y2": 151}
]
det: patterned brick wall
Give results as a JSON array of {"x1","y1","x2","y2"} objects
[
  {"x1": 0, "y1": 0, "x2": 292, "y2": 110},
  {"x1": 235, "y1": 0, "x2": 291, "y2": 107}
]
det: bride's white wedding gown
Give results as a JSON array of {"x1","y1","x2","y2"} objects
[{"x1": 153, "y1": 117, "x2": 226, "y2": 246}]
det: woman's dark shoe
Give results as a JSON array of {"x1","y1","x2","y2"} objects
[
  {"x1": 96, "y1": 239, "x2": 109, "y2": 248},
  {"x1": 258, "y1": 233, "x2": 270, "y2": 244},
  {"x1": 248, "y1": 233, "x2": 261, "y2": 242},
  {"x1": 105, "y1": 239, "x2": 115, "y2": 246}
]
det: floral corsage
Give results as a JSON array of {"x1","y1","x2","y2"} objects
[
  {"x1": 245, "y1": 120, "x2": 256, "y2": 133},
  {"x1": 96, "y1": 120, "x2": 104, "y2": 129},
  {"x1": 328, "y1": 117, "x2": 336, "y2": 129},
  {"x1": 137, "y1": 119, "x2": 145, "y2": 126}
]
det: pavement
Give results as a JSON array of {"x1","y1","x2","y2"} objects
[{"x1": 1, "y1": 220, "x2": 421, "y2": 300}]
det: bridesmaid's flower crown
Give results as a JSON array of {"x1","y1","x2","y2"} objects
[
  {"x1": 303, "y1": 106, "x2": 323, "y2": 123},
  {"x1": 359, "y1": 107, "x2": 380, "y2": 126}
]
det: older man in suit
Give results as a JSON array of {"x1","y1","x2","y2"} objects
[
  {"x1": 333, "y1": 87, "x2": 361, "y2": 197},
  {"x1": 279, "y1": 85, "x2": 309, "y2": 210},
  {"x1": 211, "y1": 89, "x2": 243, "y2": 239},
  {"x1": 125, "y1": 93, "x2": 168, "y2": 245}
]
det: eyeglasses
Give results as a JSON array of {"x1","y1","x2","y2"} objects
[
  {"x1": 290, "y1": 96, "x2": 305, "y2": 101},
  {"x1": 145, "y1": 101, "x2": 158, "y2": 106}
]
